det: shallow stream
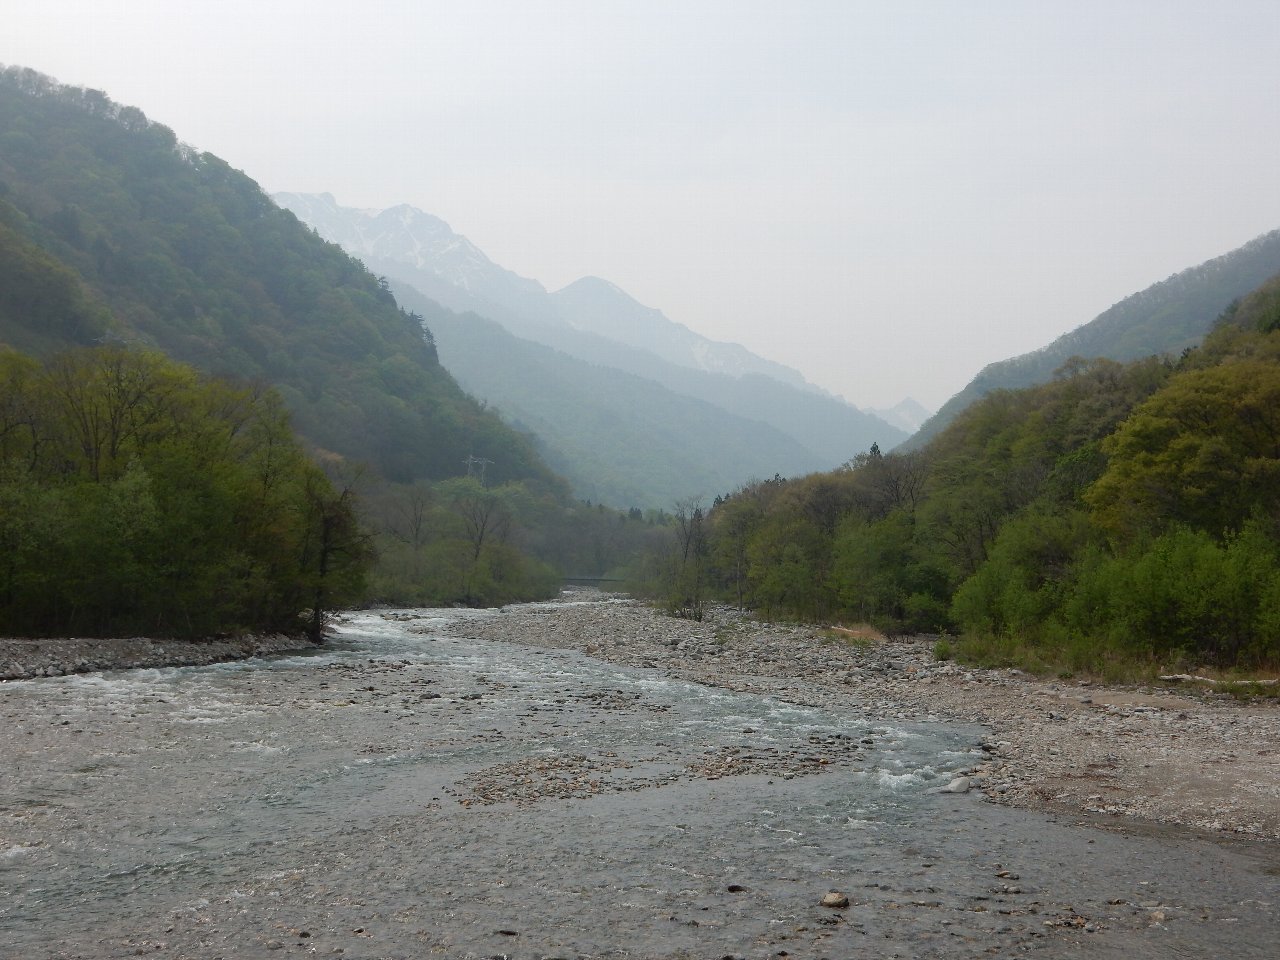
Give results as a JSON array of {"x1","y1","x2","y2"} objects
[{"x1": 1, "y1": 601, "x2": 1276, "y2": 958}]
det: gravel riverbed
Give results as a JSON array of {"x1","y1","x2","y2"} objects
[
  {"x1": 1, "y1": 591, "x2": 1277, "y2": 958},
  {"x1": 450, "y1": 591, "x2": 1280, "y2": 840},
  {"x1": 0, "y1": 634, "x2": 315, "y2": 681}
]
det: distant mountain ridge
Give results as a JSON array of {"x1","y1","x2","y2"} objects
[
  {"x1": 906, "y1": 227, "x2": 1280, "y2": 448},
  {"x1": 867, "y1": 397, "x2": 932, "y2": 435},
  {"x1": 551, "y1": 275, "x2": 819, "y2": 391},
  {"x1": 275, "y1": 192, "x2": 906, "y2": 505},
  {"x1": 274, "y1": 192, "x2": 830, "y2": 392},
  {"x1": 275, "y1": 192, "x2": 561, "y2": 327},
  {"x1": 392, "y1": 285, "x2": 829, "y2": 508}
]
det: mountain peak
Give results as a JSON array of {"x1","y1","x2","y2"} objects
[
  {"x1": 274, "y1": 192, "x2": 548, "y2": 307},
  {"x1": 867, "y1": 397, "x2": 933, "y2": 436},
  {"x1": 561, "y1": 275, "x2": 626, "y2": 296}
]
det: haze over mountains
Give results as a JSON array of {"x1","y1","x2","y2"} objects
[
  {"x1": 907, "y1": 228, "x2": 1280, "y2": 448},
  {"x1": 6, "y1": 64, "x2": 1280, "y2": 677},
  {"x1": 275, "y1": 193, "x2": 830, "y2": 389},
  {"x1": 276, "y1": 192, "x2": 910, "y2": 507},
  {"x1": 12, "y1": 59, "x2": 1275, "y2": 521},
  {"x1": 0, "y1": 68, "x2": 560, "y2": 494}
]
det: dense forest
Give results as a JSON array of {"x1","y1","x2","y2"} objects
[
  {"x1": 642, "y1": 278, "x2": 1280, "y2": 673},
  {"x1": 4, "y1": 64, "x2": 1279, "y2": 677},
  {"x1": 0, "y1": 347, "x2": 366, "y2": 638},
  {"x1": 0, "y1": 67, "x2": 658, "y2": 622}
]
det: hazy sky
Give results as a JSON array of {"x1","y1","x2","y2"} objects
[{"x1": 6, "y1": 1, "x2": 1280, "y2": 410}]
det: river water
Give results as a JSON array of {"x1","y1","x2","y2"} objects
[{"x1": 1, "y1": 601, "x2": 1276, "y2": 958}]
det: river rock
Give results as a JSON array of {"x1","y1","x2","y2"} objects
[{"x1": 820, "y1": 891, "x2": 850, "y2": 908}]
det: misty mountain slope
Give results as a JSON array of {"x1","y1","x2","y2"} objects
[
  {"x1": 274, "y1": 192, "x2": 905, "y2": 468},
  {"x1": 907, "y1": 228, "x2": 1280, "y2": 449},
  {"x1": 274, "y1": 191, "x2": 564, "y2": 330},
  {"x1": 0, "y1": 67, "x2": 563, "y2": 491},
  {"x1": 867, "y1": 397, "x2": 932, "y2": 435},
  {"x1": 273, "y1": 193, "x2": 840, "y2": 388},
  {"x1": 392, "y1": 282, "x2": 828, "y2": 508},
  {"x1": 422, "y1": 298, "x2": 907, "y2": 466},
  {"x1": 551, "y1": 276, "x2": 816, "y2": 389}
]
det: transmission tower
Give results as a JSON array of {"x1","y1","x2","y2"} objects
[{"x1": 462, "y1": 455, "x2": 494, "y2": 485}]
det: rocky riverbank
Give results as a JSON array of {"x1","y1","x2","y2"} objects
[
  {"x1": 0, "y1": 633, "x2": 315, "y2": 681},
  {"x1": 442, "y1": 591, "x2": 1280, "y2": 840},
  {"x1": 6, "y1": 591, "x2": 1275, "y2": 840},
  {"x1": 4, "y1": 598, "x2": 1277, "y2": 958}
]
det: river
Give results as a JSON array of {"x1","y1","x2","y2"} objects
[{"x1": 1, "y1": 600, "x2": 1276, "y2": 958}]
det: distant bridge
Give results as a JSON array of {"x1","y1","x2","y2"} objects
[{"x1": 562, "y1": 576, "x2": 626, "y2": 587}]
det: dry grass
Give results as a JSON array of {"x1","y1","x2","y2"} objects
[{"x1": 824, "y1": 623, "x2": 887, "y2": 647}]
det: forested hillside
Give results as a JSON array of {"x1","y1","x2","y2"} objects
[
  {"x1": 0, "y1": 66, "x2": 642, "y2": 616},
  {"x1": 0, "y1": 347, "x2": 366, "y2": 638},
  {"x1": 908, "y1": 228, "x2": 1280, "y2": 448},
  {"x1": 647, "y1": 273, "x2": 1280, "y2": 672},
  {"x1": 0, "y1": 66, "x2": 559, "y2": 492}
]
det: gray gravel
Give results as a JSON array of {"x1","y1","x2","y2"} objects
[
  {"x1": 2, "y1": 594, "x2": 1277, "y2": 959},
  {"x1": 0, "y1": 633, "x2": 316, "y2": 681},
  {"x1": 446, "y1": 591, "x2": 1280, "y2": 839}
]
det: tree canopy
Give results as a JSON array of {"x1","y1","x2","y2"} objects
[
  {"x1": 0, "y1": 66, "x2": 565, "y2": 493},
  {"x1": 637, "y1": 278, "x2": 1280, "y2": 671},
  {"x1": 0, "y1": 346, "x2": 367, "y2": 638}
]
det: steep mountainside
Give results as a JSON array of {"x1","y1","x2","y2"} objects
[
  {"x1": 907, "y1": 228, "x2": 1280, "y2": 448},
  {"x1": 275, "y1": 194, "x2": 828, "y2": 386},
  {"x1": 681, "y1": 267, "x2": 1280, "y2": 671},
  {"x1": 0, "y1": 67, "x2": 562, "y2": 491},
  {"x1": 273, "y1": 191, "x2": 562, "y2": 329},
  {"x1": 551, "y1": 276, "x2": 816, "y2": 389},
  {"x1": 392, "y1": 283, "x2": 828, "y2": 509},
  {"x1": 275, "y1": 192, "x2": 905, "y2": 481}
]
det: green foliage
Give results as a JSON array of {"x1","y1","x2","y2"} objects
[
  {"x1": 0, "y1": 68, "x2": 661, "y2": 616},
  {"x1": 0, "y1": 66, "x2": 565, "y2": 495},
  {"x1": 1087, "y1": 360, "x2": 1280, "y2": 542},
  {"x1": 0, "y1": 202, "x2": 110, "y2": 350},
  {"x1": 629, "y1": 292, "x2": 1280, "y2": 674},
  {"x1": 1060, "y1": 523, "x2": 1280, "y2": 666},
  {"x1": 950, "y1": 506, "x2": 1094, "y2": 638},
  {"x1": 0, "y1": 346, "x2": 368, "y2": 638},
  {"x1": 834, "y1": 510, "x2": 950, "y2": 633},
  {"x1": 360, "y1": 476, "x2": 656, "y2": 608}
]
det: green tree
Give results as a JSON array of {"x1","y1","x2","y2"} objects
[
  {"x1": 0, "y1": 346, "x2": 371, "y2": 638},
  {"x1": 1087, "y1": 360, "x2": 1280, "y2": 543}
]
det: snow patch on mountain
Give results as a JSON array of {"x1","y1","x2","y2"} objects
[{"x1": 275, "y1": 192, "x2": 546, "y2": 302}]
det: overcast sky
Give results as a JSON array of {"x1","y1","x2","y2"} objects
[{"x1": 5, "y1": 1, "x2": 1280, "y2": 410}]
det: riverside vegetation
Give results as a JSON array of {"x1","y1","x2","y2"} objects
[
  {"x1": 0, "y1": 66, "x2": 665, "y2": 629},
  {"x1": 2, "y1": 63, "x2": 1280, "y2": 683},
  {"x1": 0, "y1": 346, "x2": 368, "y2": 640},
  {"x1": 638, "y1": 277, "x2": 1280, "y2": 679}
]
